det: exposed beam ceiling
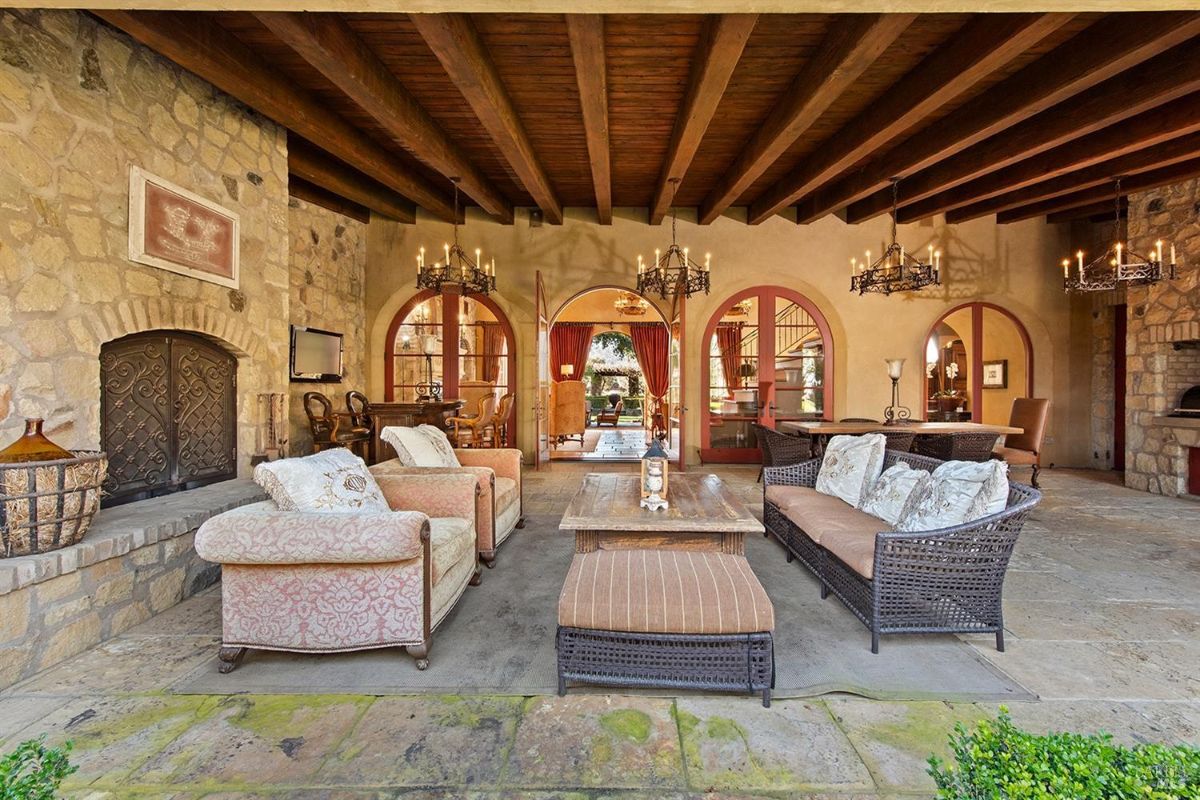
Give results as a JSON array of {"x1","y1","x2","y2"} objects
[
  {"x1": 649, "y1": 14, "x2": 756, "y2": 226},
  {"x1": 796, "y1": 12, "x2": 1200, "y2": 224},
  {"x1": 411, "y1": 13, "x2": 564, "y2": 224},
  {"x1": 289, "y1": 177, "x2": 370, "y2": 224},
  {"x1": 258, "y1": 11, "x2": 513, "y2": 223},
  {"x1": 565, "y1": 14, "x2": 612, "y2": 225},
  {"x1": 288, "y1": 138, "x2": 417, "y2": 223},
  {"x1": 696, "y1": 13, "x2": 915, "y2": 225},
  {"x1": 746, "y1": 13, "x2": 1072, "y2": 225},
  {"x1": 1045, "y1": 197, "x2": 1127, "y2": 225},
  {"x1": 93, "y1": 10, "x2": 456, "y2": 222}
]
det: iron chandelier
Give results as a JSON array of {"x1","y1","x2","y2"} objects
[
  {"x1": 416, "y1": 178, "x2": 496, "y2": 296},
  {"x1": 850, "y1": 180, "x2": 941, "y2": 296},
  {"x1": 1062, "y1": 178, "x2": 1176, "y2": 294},
  {"x1": 637, "y1": 179, "x2": 711, "y2": 299}
]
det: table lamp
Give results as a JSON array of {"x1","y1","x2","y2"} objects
[{"x1": 883, "y1": 358, "x2": 911, "y2": 425}]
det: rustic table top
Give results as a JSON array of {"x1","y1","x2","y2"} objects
[
  {"x1": 559, "y1": 472, "x2": 764, "y2": 534},
  {"x1": 779, "y1": 420, "x2": 1023, "y2": 436}
]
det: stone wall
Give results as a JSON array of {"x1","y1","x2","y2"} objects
[
  {"x1": 287, "y1": 196, "x2": 368, "y2": 455},
  {"x1": 0, "y1": 9, "x2": 290, "y2": 474}
]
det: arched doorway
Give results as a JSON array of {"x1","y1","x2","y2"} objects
[
  {"x1": 923, "y1": 302, "x2": 1033, "y2": 425},
  {"x1": 701, "y1": 286, "x2": 834, "y2": 463},
  {"x1": 547, "y1": 286, "x2": 672, "y2": 462},
  {"x1": 100, "y1": 331, "x2": 237, "y2": 506},
  {"x1": 384, "y1": 289, "x2": 517, "y2": 444}
]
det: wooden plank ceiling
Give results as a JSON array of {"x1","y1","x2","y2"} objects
[{"x1": 95, "y1": 10, "x2": 1200, "y2": 226}]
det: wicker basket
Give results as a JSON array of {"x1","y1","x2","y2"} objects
[{"x1": 0, "y1": 451, "x2": 107, "y2": 558}]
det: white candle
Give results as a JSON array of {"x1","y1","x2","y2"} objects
[
  {"x1": 865, "y1": 250, "x2": 871, "y2": 265},
  {"x1": 1170, "y1": 244, "x2": 1176, "y2": 264},
  {"x1": 705, "y1": 253, "x2": 711, "y2": 271},
  {"x1": 1077, "y1": 250, "x2": 1084, "y2": 273},
  {"x1": 490, "y1": 258, "x2": 496, "y2": 276},
  {"x1": 1116, "y1": 242, "x2": 1122, "y2": 266},
  {"x1": 1156, "y1": 240, "x2": 1163, "y2": 263},
  {"x1": 444, "y1": 243, "x2": 450, "y2": 264},
  {"x1": 935, "y1": 250, "x2": 941, "y2": 270},
  {"x1": 851, "y1": 257, "x2": 857, "y2": 276},
  {"x1": 1062, "y1": 259, "x2": 1069, "y2": 279}
]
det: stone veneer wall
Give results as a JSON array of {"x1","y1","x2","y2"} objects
[
  {"x1": 287, "y1": 196, "x2": 368, "y2": 455},
  {"x1": 1122, "y1": 178, "x2": 1200, "y2": 495},
  {"x1": 0, "y1": 9, "x2": 290, "y2": 474}
]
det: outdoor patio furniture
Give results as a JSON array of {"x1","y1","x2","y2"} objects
[
  {"x1": 195, "y1": 471, "x2": 481, "y2": 672},
  {"x1": 556, "y1": 549, "x2": 775, "y2": 706},
  {"x1": 551, "y1": 380, "x2": 587, "y2": 447},
  {"x1": 993, "y1": 398, "x2": 1050, "y2": 487},
  {"x1": 913, "y1": 431, "x2": 1000, "y2": 462},
  {"x1": 596, "y1": 397, "x2": 623, "y2": 426},
  {"x1": 303, "y1": 391, "x2": 371, "y2": 458},
  {"x1": 763, "y1": 450, "x2": 1041, "y2": 653},
  {"x1": 878, "y1": 429, "x2": 917, "y2": 453},
  {"x1": 753, "y1": 424, "x2": 813, "y2": 483}
]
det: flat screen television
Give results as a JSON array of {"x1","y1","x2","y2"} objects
[{"x1": 290, "y1": 325, "x2": 344, "y2": 383}]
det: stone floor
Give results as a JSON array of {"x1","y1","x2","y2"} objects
[{"x1": 1, "y1": 465, "x2": 1197, "y2": 798}]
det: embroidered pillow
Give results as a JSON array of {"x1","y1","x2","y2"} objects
[
  {"x1": 380, "y1": 425, "x2": 444, "y2": 467},
  {"x1": 860, "y1": 462, "x2": 932, "y2": 527},
  {"x1": 253, "y1": 448, "x2": 389, "y2": 513},
  {"x1": 815, "y1": 433, "x2": 887, "y2": 508},
  {"x1": 416, "y1": 425, "x2": 460, "y2": 467},
  {"x1": 897, "y1": 459, "x2": 1009, "y2": 531}
]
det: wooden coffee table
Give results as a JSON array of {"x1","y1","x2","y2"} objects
[{"x1": 559, "y1": 472, "x2": 764, "y2": 555}]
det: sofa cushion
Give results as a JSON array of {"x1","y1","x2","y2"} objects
[
  {"x1": 815, "y1": 433, "x2": 887, "y2": 508},
  {"x1": 764, "y1": 484, "x2": 812, "y2": 511},
  {"x1": 494, "y1": 476, "x2": 518, "y2": 512},
  {"x1": 417, "y1": 425, "x2": 461, "y2": 467},
  {"x1": 253, "y1": 449, "x2": 389, "y2": 513},
  {"x1": 381, "y1": 426, "x2": 457, "y2": 468},
  {"x1": 558, "y1": 549, "x2": 773, "y2": 635},
  {"x1": 781, "y1": 491, "x2": 885, "y2": 546},
  {"x1": 822, "y1": 528, "x2": 878, "y2": 579},
  {"x1": 860, "y1": 462, "x2": 932, "y2": 527},
  {"x1": 898, "y1": 460, "x2": 1009, "y2": 532},
  {"x1": 429, "y1": 517, "x2": 474, "y2": 583}
]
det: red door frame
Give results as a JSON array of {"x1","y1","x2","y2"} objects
[
  {"x1": 921, "y1": 302, "x2": 1034, "y2": 422},
  {"x1": 700, "y1": 285, "x2": 835, "y2": 463},
  {"x1": 384, "y1": 289, "x2": 518, "y2": 444}
]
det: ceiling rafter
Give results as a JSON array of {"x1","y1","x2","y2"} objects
[
  {"x1": 289, "y1": 177, "x2": 370, "y2": 224},
  {"x1": 845, "y1": 36, "x2": 1200, "y2": 223},
  {"x1": 794, "y1": 11, "x2": 1200, "y2": 225},
  {"x1": 566, "y1": 14, "x2": 612, "y2": 225},
  {"x1": 1045, "y1": 196, "x2": 1127, "y2": 225},
  {"x1": 744, "y1": 13, "x2": 1073, "y2": 226},
  {"x1": 257, "y1": 12, "x2": 513, "y2": 224},
  {"x1": 93, "y1": 10, "x2": 456, "y2": 222},
  {"x1": 649, "y1": 13, "x2": 757, "y2": 226},
  {"x1": 288, "y1": 138, "x2": 417, "y2": 223},
  {"x1": 696, "y1": 13, "x2": 915, "y2": 225},
  {"x1": 411, "y1": 12, "x2": 564, "y2": 225}
]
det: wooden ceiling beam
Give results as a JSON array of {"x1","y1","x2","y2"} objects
[
  {"x1": 411, "y1": 13, "x2": 564, "y2": 225},
  {"x1": 796, "y1": 12, "x2": 1200, "y2": 225},
  {"x1": 288, "y1": 138, "x2": 417, "y2": 223},
  {"x1": 998, "y1": 156, "x2": 1200, "y2": 223},
  {"x1": 93, "y1": 10, "x2": 456, "y2": 222},
  {"x1": 944, "y1": 129, "x2": 1200, "y2": 224},
  {"x1": 289, "y1": 177, "x2": 371, "y2": 225},
  {"x1": 257, "y1": 12, "x2": 513, "y2": 224},
  {"x1": 649, "y1": 13, "x2": 757, "y2": 226},
  {"x1": 1045, "y1": 197, "x2": 1127, "y2": 225},
  {"x1": 746, "y1": 13, "x2": 1072, "y2": 226},
  {"x1": 846, "y1": 36, "x2": 1200, "y2": 224},
  {"x1": 565, "y1": 14, "x2": 612, "y2": 225},
  {"x1": 696, "y1": 13, "x2": 914, "y2": 225}
]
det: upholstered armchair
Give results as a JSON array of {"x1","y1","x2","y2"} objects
[
  {"x1": 195, "y1": 472, "x2": 480, "y2": 672},
  {"x1": 372, "y1": 448, "x2": 523, "y2": 567},
  {"x1": 993, "y1": 397, "x2": 1050, "y2": 487},
  {"x1": 551, "y1": 380, "x2": 586, "y2": 447}
]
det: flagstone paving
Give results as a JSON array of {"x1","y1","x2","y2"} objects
[{"x1": 1, "y1": 465, "x2": 1197, "y2": 798}]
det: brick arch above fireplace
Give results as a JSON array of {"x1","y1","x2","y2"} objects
[{"x1": 78, "y1": 297, "x2": 264, "y2": 361}]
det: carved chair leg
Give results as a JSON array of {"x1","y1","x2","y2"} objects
[
  {"x1": 217, "y1": 646, "x2": 247, "y2": 674},
  {"x1": 1030, "y1": 464, "x2": 1041, "y2": 489},
  {"x1": 480, "y1": 549, "x2": 497, "y2": 568},
  {"x1": 469, "y1": 562, "x2": 483, "y2": 586},
  {"x1": 515, "y1": 517, "x2": 527, "y2": 529},
  {"x1": 407, "y1": 641, "x2": 430, "y2": 671}
]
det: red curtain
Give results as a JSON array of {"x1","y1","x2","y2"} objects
[
  {"x1": 550, "y1": 323, "x2": 594, "y2": 382},
  {"x1": 716, "y1": 322, "x2": 743, "y2": 399},
  {"x1": 480, "y1": 322, "x2": 505, "y2": 384},
  {"x1": 630, "y1": 322, "x2": 670, "y2": 410}
]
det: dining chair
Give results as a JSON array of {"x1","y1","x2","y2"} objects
[
  {"x1": 993, "y1": 398, "x2": 1050, "y2": 487},
  {"x1": 303, "y1": 392, "x2": 370, "y2": 458},
  {"x1": 449, "y1": 393, "x2": 497, "y2": 448},
  {"x1": 345, "y1": 390, "x2": 375, "y2": 462}
]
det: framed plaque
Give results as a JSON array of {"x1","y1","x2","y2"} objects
[{"x1": 982, "y1": 359, "x2": 1008, "y2": 389}]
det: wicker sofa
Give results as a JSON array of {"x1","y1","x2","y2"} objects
[{"x1": 763, "y1": 450, "x2": 1040, "y2": 653}]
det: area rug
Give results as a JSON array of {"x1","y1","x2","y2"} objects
[{"x1": 173, "y1": 514, "x2": 1034, "y2": 702}]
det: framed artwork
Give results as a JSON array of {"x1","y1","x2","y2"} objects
[
  {"x1": 128, "y1": 166, "x2": 239, "y2": 289},
  {"x1": 982, "y1": 359, "x2": 1008, "y2": 389}
]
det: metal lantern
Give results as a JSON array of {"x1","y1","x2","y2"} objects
[{"x1": 640, "y1": 438, "x2": 670, "y2": 512}]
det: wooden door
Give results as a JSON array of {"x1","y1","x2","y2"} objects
[{"x1": 535, "y1": 271, "x2": 551, "y2": 469}]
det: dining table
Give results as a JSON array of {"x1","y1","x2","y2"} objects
[{"x1": 778, "y1": 420, "x2": 1023, "y2": 458}]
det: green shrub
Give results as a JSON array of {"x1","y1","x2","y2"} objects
[
  {"x1": 928, "y1": 708, "x2": 1200, "y2": 800},
  {"x1": 0, "y1": 737, "x2": 76, "y2": 800}
]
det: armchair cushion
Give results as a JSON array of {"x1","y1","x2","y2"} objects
[
  {"x1": 898, "y1": 460, "x2": 1009, "y2": 532},
  {"x1": 494, "y1": 477, "x2": 518, "y2": 514},
  {"x1": 381, "y1": 425, "x2": 458, "y2": 468},
  {"x1": 429, "y1": 517, "x2": 475, "y2": 583},
  {"x1": 196, "y1": 502, "x2": 428, "y2": 565},
  {"x1": 815, "y1": 433, "x2": 887, "y2": 508},
  {"x1": 253, "y1": 449, "x2": 389, "y2": 513}
]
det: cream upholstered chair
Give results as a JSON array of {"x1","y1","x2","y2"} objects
[
  {"x1": 449, "y1": 393, "x2": 497, "y2": 448},
  {"x1": 195, "y1": 471, "x2": 480, "y2": 672},
  {"x1": 993, "y1": 397, "x2": 1050, "y2": 487},
  {"x1": 551, "y1": 380, "x2": 587, "y2": 447},
  {"x1": 458, "y1": 380, "x2": 498, "y2": 414}
]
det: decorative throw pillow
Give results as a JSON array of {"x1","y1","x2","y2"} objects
[
  {"x1": 815, "y1": 433, "x2": 887, "y2": 508},
  {"x1": 416, "y1": 425, "x2": 460, "y2": 467},
  {"x1": 254, "y1": 448, "x2": 389, "y2": 513},
  {"x1": 860, "y1": 462, "x2": 933, "y2": 527},
  {"x1": 380, "y1": 425, "x2": 446, "y2": 467},
  {"x1": 897, "y1": 459, "x2": 1009, "y2": 532}
]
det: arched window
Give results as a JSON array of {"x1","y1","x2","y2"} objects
[
  {"x1": 700, "y1": 286, "x2": 834, "y2": 463},
  {"x1": 923, "y1": 302, "x2": 1033, "y2": 425}
]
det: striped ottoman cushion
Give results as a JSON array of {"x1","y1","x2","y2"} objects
[{"x1": 557, "y1": 549, "x2": 774, "y2": 635}]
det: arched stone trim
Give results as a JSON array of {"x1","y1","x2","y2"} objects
[{"x1": 77, "y1": 297, "x2": 262, "y2": 358}]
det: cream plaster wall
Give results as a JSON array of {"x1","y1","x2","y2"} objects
[{"x1": 367, "y1": 207, "x2": 1086, "y2": 467}]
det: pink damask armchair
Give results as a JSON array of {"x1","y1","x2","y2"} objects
[{"x1": 195, "y1": 472, "x2": 480, "y2": 672}]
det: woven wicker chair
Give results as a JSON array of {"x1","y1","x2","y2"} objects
[
  {"x1": 877, "y1": 429, "x2": 916, "y2": 453},
  {"x1": 752, "y1": 424, "x2": 812, "y2": 483},
  {"x1": 763, "y1": 450, "x2": 1041, "y2": 653},
  {"x1": 913, "y1": 431, "x2": 1000, "y2": 462}
]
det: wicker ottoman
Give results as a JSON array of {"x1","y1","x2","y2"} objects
[{"x1": 556, "y1": 549, "x2": 775, "y2": 706}]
